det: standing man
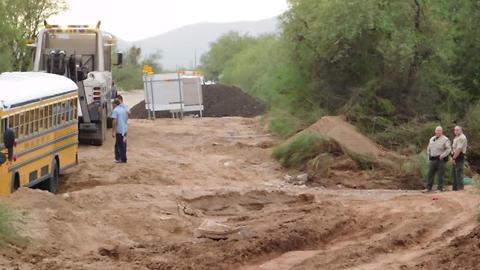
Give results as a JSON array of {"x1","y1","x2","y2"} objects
[
  {"x1": 451, "y1": 126, "x2": 468, "y2": 191},
  {"x1": 426, "y1": 126, "x2": 451, "y2": 192},
  {"x1": 112, "y1": 99, "x2": 128, "y2": 163},
  {"x1": 116, "y1": 95, "x2": 131, "y2": 118}
]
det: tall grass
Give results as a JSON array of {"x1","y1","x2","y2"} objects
[{"x1": 272, "y1": 132, "x2": 338, "y2": 169}]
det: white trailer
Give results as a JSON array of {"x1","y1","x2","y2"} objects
[{"x1": 143, "y1": 73, "x2": 204, "y2": 119}]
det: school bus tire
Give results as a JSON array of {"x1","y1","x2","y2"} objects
[
  {"x1": 107, "y1": 117, "x2": 113, "y2": 129},
  {"x1": 12, "y1": 173, "x2": 20, "y2": 193},
  {"x1": 48, "y1": 159, "x2": 60, "y2": 194},
  {"x1": 91, "y1": 139, "x2": 103, "y2": 146}
]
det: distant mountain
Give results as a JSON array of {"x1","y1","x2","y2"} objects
[{"x1": 116, "y1": 17, "x2": 279, "y2": 70}]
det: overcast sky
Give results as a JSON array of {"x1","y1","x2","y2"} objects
[{"x1": 50, "y1": 0, "x2": 288, "y2": 41}]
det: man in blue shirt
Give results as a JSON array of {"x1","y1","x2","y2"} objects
[
  {"x1": 116, "y1": 95, "x2": 131, "y2": 118},
  {"x1": 111, "y1": 99, "x2": 128, "y2": 163}
]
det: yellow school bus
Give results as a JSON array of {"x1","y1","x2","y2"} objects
[{"x1": 0, "y1": 72, "x2": 79, "y2": 195}]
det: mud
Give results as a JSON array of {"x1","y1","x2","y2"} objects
[{"x1": 0, "y1": 117, "x2": 478, "y2": 270}]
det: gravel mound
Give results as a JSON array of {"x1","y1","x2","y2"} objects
[
  {"x1": 202, "y1": 84, "x2": 265, "y2": 117},
  {"x1": 130, "y1": 84, "x2": 265, "y2": 119}
]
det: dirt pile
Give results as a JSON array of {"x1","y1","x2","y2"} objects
[
  {"x1": 130, "y1": 84, "x2": 266, "y2": 119},
  {"x1": 302, "y1": 116, "x2": 386, "y2": 158},
  {"x1": 282, "y1": 116, "x2": 422, "y2": 189},
  {"x1": 202, "y1": 84, "x2": 266, "y2": 117},
  {"x1": 130, "y1": 101, "x2": 170, "y2": 119}
]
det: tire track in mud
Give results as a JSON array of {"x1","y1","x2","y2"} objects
[{"x1": 243, "y1": 191, "x2": 480, "y2": 270}]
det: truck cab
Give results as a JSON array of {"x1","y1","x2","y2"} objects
[{"x1": 30, "y1": 23, "x2": 121, "y2": 145}]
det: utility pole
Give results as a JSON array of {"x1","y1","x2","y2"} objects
[{"x1": 194, "y1": 49, "x2": 197, "y2": 69}]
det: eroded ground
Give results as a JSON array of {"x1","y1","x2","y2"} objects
[{"x1": 0, "y1": 117, "x2": 478, "y2": 270}]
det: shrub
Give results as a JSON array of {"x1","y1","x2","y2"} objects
[{"x1": 272, "y1": 132, "x2": 338, "y2": 169}]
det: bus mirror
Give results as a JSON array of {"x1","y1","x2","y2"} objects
[
  {"x1": 4, "y1": 129, "x2": 15, "y2": 161},
  {"x1": 116, "y1": 53, "x2": 123, "y2": 67}
]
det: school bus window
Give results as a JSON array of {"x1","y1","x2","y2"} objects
[
  {"x1": 47, "y1": 105, "x2": 52, "y2": 128},
  {"x1": 52, "y1": 104, "x2": 57, "y2": 126},
  {"x1": 62, "y1": 102, "x2": 67, "y2": 124},
  {"x1": 28, "y1": 111, "x2": 31, "y2": 134},
  {"x1": 29, "y1": 110, "x2": 35, "y2": 134},
  {"x1": 39, "y1": 108, "x2": 44, "y2": 131},
  {"x1": 29, "y1": 110, "x2": 32, "y2": 134},
  {"x1": 27, "y1": 110, "x2": 32, "y2": 135},
  {"x1": 44, "y1": 106, "x2": 50, "y2": 129},
  {"x1": 34, "y1": 108, "x2": 39, "y2": 132},
  {"x1": 13, "y1": 114, "x2": 19, "y2": 138},
  {"x1": 23, "y1": 113, "x2": 26, "y2": 136},
  {"x1": 68, "y1": 101, "x2": 71, "y2": 122},
  {"x1": 66, "y1": 101, "x2": 71, "y2": 121},
  {"x1": 22, "y1": 111, "x2": 27, "y2": 136},
  {"x1": 69, "y1": 100, "x2": 74, "y2": 121},
  {"x1": 55, "y1": 103, "x2": 62, "y2": 126},
  {"x1": 72, "y1": 99, "x2": 77, "y2": 120},
  {"x1": 29, "y1": 110, "x2": 33, "y2": 135},
  {"x1": 74, "y1": 99, "x2": 78, "y2": 119},
  {"x1": 64, "y1": 102, "x2": 69, "y2": 122},
  {"x1": 19, "y1": 113, "x2": 25, "y2": 137},
  {"x1": 61, "y1": 102, "x2": 67, "y2": 123}
]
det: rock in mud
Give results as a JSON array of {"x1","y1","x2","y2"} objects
[
  {"x1": 98, "y1": 245, "x2": 120, "y2": 259},
  {"x1": 194, "y1": 219, "x2": 243, "y2": 240},
  {"x1": 285, "y1": 173, "x2": 310, "y2": 185}
]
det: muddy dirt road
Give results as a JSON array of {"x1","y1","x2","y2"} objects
[{"x1": 0, "y1": 117, "x2": 478, "y2": 270}]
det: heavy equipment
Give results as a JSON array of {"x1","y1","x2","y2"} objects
[{"x1": 30, "y1": 21, "x2": 122, "y2": 145}]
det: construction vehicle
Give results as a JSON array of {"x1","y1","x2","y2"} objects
[{"x1": 30, "y1": 21, "x2": 123, "y2": 145}]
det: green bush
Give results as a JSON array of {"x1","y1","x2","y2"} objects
[
  {"x1": 112, "y1": 65, "x2": 144, "y2": 91},
  {"x1": 272, "y1": 132, "x2": 336, "y2": 169},
  {"x1": 373, "y1": 122, "x2": 439, "y2": 154},
  {"x1": 266, "y1": 109, "x2": 305, "y2": 138},
  {"x1": 347, "y1": 151, "x2": 378, "y2": 170}
]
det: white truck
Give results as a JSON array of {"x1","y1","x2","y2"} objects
[{"x1": 30, "y1": 22, "x2": 122, "y2": 145}]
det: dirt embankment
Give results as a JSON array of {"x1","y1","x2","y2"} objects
[{"x1": 130, "y1": 84, "x2": 266, "y2": 119}]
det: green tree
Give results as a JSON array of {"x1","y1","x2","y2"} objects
[
  {"x1": 200, "y1": 31, "x2": 257, "y2": 81},
  {"x1": 450, "y1": 0, "x2": 480, "y2": 98},
  {"x1": 0, "y1": 1, "x2": 15, "y2": 72},
  {"x1": 112, "y1": 46, "x2": 163, "y2": 90},
  {"x1": 0, "y1": 0, "x2": 67, "y2": 71},
  {"x1": 142, "y1": 50, "x2": 162, "y2": 73}
]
